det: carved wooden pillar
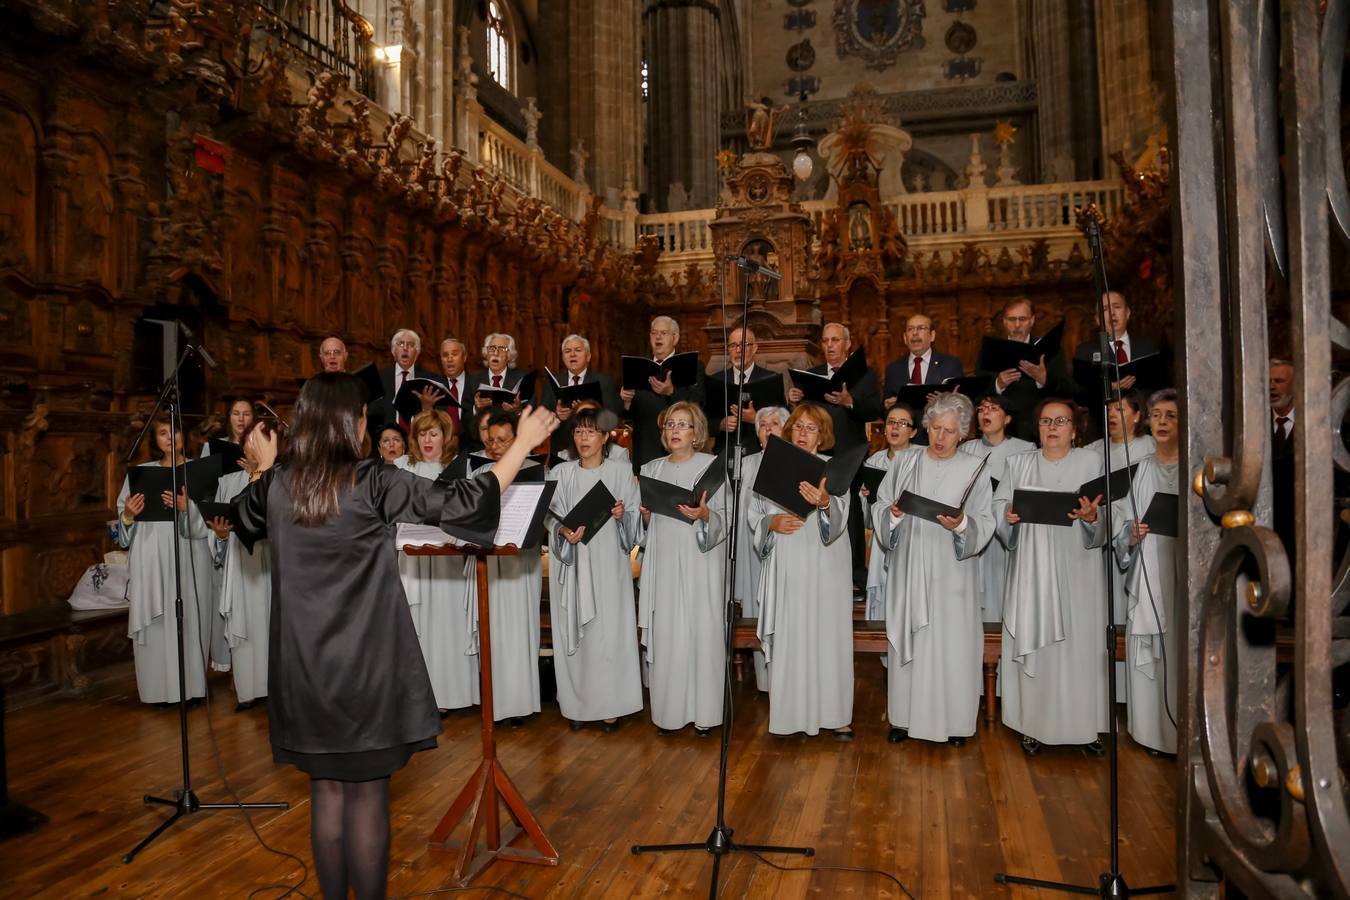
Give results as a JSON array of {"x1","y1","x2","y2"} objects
[
  {"x1": 111, "y1": 139, "x2": 145, "y2": 294},
  {"x1": 40, "y1": 120, "x2": 78, "y2": 279}
]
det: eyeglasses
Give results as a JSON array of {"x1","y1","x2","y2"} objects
[
  {"x1": 394, "y1": 341, "x2": 417, "y2": 350},
  {"x1": 572, "y1": 427, "x2": 601, "y2": 437},
  {"x1": 976, "y1": 404, "x2": 1002, "y2": 414},
  {"x1": 1150, "y1": 410, "x2": 1178, "y2": 422},
  {"x1": 1004, "y1": 315, "x2": 1032, "y2": 324},
  {"x1": 483, "y1": 435, "x2": 513, "y2": 446},
  {"x1": 485, "y1": 344, "x2": 510, "y2": 354},
  {"x1": 379, "y1": 436, "x2": 403, "y2": 446},
  {"x1": 791, "y1": 423, "x2": 819, "y2": 434},
  {"x1": 650, "y1": 329, "x2": 675, "y2": 338},
  {"x1": 662, "y1": 420, "x2": 694, "y2": 431},
  {"x1": 904, "y1": 326, "x2": 932, "y2": 334},
  {"x1": 1038, "y1": 416, "x2": 1073, "y2": 427},
  {"x1": 891, "y1": 420, "x2": 915, "y2": 429},
  {"x1": 319, "y1": 349, "x2": 345, "y2": 357}
]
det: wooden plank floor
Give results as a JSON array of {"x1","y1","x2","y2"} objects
[{"x1": 1, "y1": 658, "x2": 1177, "y2": 898}]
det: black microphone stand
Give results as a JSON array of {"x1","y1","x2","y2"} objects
[
  {"x1": 631, "y1": 257, "x2": 813, "y2": 898},
  {"x1": 122, "y1": 329, "x2": 287, "y2": 865},
  {"x1": 993, "y1": 218, "x2": 1172, "y2": 897}
]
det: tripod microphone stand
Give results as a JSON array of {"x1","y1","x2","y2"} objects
[
  {"x1": 630, "y1": 256, "x2": 814, "y2": 899},
  {"x1": 122, "y1": 331, "x2": 288, "y2": 865},
  {"x1": 993, "y1": 217, "x2": 1172, "y2": 898}
]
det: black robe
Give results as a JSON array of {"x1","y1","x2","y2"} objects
[{"x1": 232, "y1": 459, "x2": 500, "y2": 769}]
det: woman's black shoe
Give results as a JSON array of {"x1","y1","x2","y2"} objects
[
  {"x1": 948, "y1": 736, "x2": 966, "y2": 747},
  {"x1": 833, "y1": 729, "x2": 854, "y2": 743},
  {"x1": 504, "y1": 716, "x2": 528, "y2": 727},
  {"x1": 235, "y1": 700, "x2": 256, "y2": 712},
  {"x1": 569, "y1": 720, "x2": 585, "y2": 731},
  {"x1": 1086, "y1": 739, "x2": 1105, "y2": 756},
  {"x1": 694, "y1": 727, "x2": 712, "y2": 736},
  {"x1": 1021, "y1": 736, "x2": 1042, "y2": 756},
  {"x1": 888, "y1": 727, "x2": 908, "y2": 743},
  {"x1": 657, "y1": 727, "x2": 681, "y2": 736},
  {"x1": 601, "y1": 720, "x2": 620, "y2": 733}
]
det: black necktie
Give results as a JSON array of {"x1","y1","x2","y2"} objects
[{"x1": 1273, "y1": 415, "x2": 1290, "y2": 454}]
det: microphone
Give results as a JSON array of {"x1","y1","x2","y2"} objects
[
  {"x1": 177, "y1": 321, "x2": 219, "y2": 370},
  {"x1": 723, "y1": 255, "x2": 783, "y2": 280}
]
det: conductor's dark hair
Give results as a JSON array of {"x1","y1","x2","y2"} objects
[{"x1": 284, "y1": 372, "x2": 368, "y2": 527}]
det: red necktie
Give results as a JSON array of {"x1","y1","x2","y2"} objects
[
  {"x1": 1115, "y1": 340, "x2": 1128, "y2": 364},
  {"x1": 911, "y1": 357, "x2": 923, "y2": 384},
  {"x1": 493, "y1": 374, "x2": 502, "y2": 388},
  {"x1": 447, "y1": 379, "x2": 460, "y2": 427},
  {"x1": 572, "y1": 374, "x2": 581, "y2": 386},
  {"x1": 398, "y1": 370, "x2": 409, "y2": 429}
]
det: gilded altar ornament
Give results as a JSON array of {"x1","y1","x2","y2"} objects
[{"x1": 744, "y1": 98, "x2": 785, "y2": 151}]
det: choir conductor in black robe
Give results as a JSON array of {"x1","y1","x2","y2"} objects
[{"x1": 231, "y1": 371, "x2": 559, "y2": 900}]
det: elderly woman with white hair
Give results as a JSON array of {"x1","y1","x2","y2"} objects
[
  {"x1": 872, "y1": 392, "x2": 996, "y2": 745},
  {"x1": 735, "y1": 405, "x2": 788, "y2": 691}
]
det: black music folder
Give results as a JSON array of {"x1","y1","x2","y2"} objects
[
  {"x1": 393, "y1": 376, "x2": 451, "y2": 421},
  {"x1": 558, "y1": 479, "x2": 617, "y2": 545},
  {"x1": 639, "y1": 459, "x2": 725, "y2": 522},
  {"x1": 1072, "y1": 351, "x2": 1169, "y2": 394},
  {"x1": 894, "y1": 456, "x2": 988, "y2": 524},
  {"x1": 206, "y1": 438, "x2": 244, "y2": 471},
  {"x1": 545, "y1": 368, "x2": 605, "y2": 406},
  {"x1": 751, "y1": 436, "x2": 865, "y2": 517},
  {"x1": 702, "y1": 371, "x2": 787, "y2": 416},
  {"x1": 788, "y1": 347, "x2": 869, "y2": 402},
  {"x1": 1140, "y1": 492, "x2": 1179, "y2": 538},
  {"x1": 127, "y1": 455, "x2": 226, "y2": 522},
  {"x1": 977, "y1": 321, "x2": 1066, "y2": 373},
  {"x1": 1079, "y1": 463, "x2": 1140, "y2": 504},
  {"x1": 1011, "y1": 486, "x2": 1081, "y2": 527},
  {"x1": 353, "y1": 363, "x2": 385, "y2": 404},
  {"x1": 621, "y1": 352, "x2": 702, "y2": 391},
  {"x1": 859, "y1": 464, "x2": 889, "y2": 496}
]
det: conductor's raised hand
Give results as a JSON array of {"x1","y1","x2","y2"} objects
[
  {"x1": 769, "y1": 513, "x2": 804, "y2": 534},
  {"x1": 124, "y1": 493, "x2": 146, "y2": 520},
  {"x1": 1069, "y1": 493, "x2": 1102, "y2": 525},
  {"x1": 799, "y1": 476, "x2": 830, "y2": 510},
  {"x1": 245, "y1": 423, "x2": 279, "y2": 472},
  {"x1": 649, "y1": 372, "x2": 675, "y2": 397},
  {"x1": 560, "y1": 525, "x2": 586, "y2": 545},
  {"x1": 1129, "y1": 520, "x2": 1150, "y2": 546},
  {"x1": 611, "y1": 500, "x2": 626, "y2": 521},
  {"x1": 515, "y1": 404, "x2": 560, "y2": 448},
  {"x1": 677, "y1": 490, "x2": 711, "y2": 522}
]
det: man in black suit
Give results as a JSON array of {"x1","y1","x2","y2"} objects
[
  {"x1": 434, "y1": 336, "x2": 475, "y2": 450},
  {"x1": 787, "y1": 321, "x2": 883, "y2": 590},
  {"x1": 466, "y1": 333, "x2": 535, "y2": 441},
  {"x1": 369, "y1": 328, "x2": 442, "y2": 435},
  {"x1": 1269, "y1": 357, "x2": 1297, "y2": 567},
  {"x1": 707, "y1": 325, "x2": 782, "y2": 463},
  {"x1": 537, "y1": 333, "x2": 621, "y2": 419},
  {"x1": 317, "y1": 336, "x2": 348, "y2": 373},
  {"x1": 1073, "y1": 291, "x2": 1163, "y2": 388},
  {"x1": 985, "y1": 298, "x2": 1072, "y2": 442},
  {"x1": 883, "y1": 314, "x2": 965, "y2": 401},
  {"x1": 622, "y1": 315, "x2": 704, "y2": 469}
]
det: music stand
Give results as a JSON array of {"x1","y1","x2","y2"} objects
[{"x1": 402, "y1": 543, "x2": 559, "y2": 885}]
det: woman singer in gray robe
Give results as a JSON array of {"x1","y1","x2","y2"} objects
[
  {"x1": 874, "y1": 393, "x2": 994, "y2": 744},
  {"x1": 201, "y1": 435, "x2": 271, "y2": 707},
  {"x1": 958, "y1": 394, "x2": 1035, "y2": 624},
  {"x1": 116, "y1": 418, "x2": 215, "y2": 704},
  {"x1": 1110, "y1": 389, "x2": 1179, "y2": 754},
  {"x1": 465, "y1": 408, "x2": 544, "y2": 722},
  {"x1": 993, "y1": 398, "x2": 1109, "y2": 755},
  {"x1": 636, "y1": 401, "x2": 728, "y2": 734},
  {"x1": 546, "y1": 407, "x2": 644, "y2": 728},
  {"x1": 862, "y1": 404, "x2": 919, "y2": 621},
  {"x1": 748, "y1": 402, "x2": 855, "y2": 740},
  {"x1": 734, "y1": 406, "x2": 787, "y2": 692},
  {"x1": 396, "y1": 409, "x2": 478, "y2": 712}
]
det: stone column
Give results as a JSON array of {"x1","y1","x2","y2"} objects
[
  {"x1": 565, "y1": 0, "x2": 643, "y2": 204},
  {"x1": 1065, "y1": 0, "x2": 1102, "y2": 180},
  {"x1": 1094, "y1": 0, "x2": 1161, "y2": 162},
  {"x1": 1021, "y1": 0, "x2": 1074, "y2": 182},
  {"x1": 644, "y1": 0, "x2": 721, "y2": 210}
]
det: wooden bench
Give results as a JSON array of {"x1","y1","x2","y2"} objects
[{"x1": 0, "y1": 606, "x2": 130, "y2": 697}]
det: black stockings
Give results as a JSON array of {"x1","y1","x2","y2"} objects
[{"x1": 310, "y1": 776, "x2": 392, "y2": 900}]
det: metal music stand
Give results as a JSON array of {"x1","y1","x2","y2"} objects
[{"x1": 402, "y1": 542, "x2": 559, "y2": 886}]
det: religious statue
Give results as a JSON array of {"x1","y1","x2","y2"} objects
[
  {"x1": 744, "y1": 97, "x2": 784, "y2": 151},
  {"x1": 570, "y1": 139, "x2": 588, "y2": 186},
  {"x1": 523, "y1": 97, "x2": 542, "y2": 151}
]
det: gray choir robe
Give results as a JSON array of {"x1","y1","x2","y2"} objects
[
  {"x1": 116, "y1": 464, "x2": 215, "y2": 703},
  {"x1": 546, "y1": 458, "x2": 644, "y2": 722},
  {"x1": 636, "y1": 453, "x2": 728, "y2": 730},
  {"x1": 396, "y1": 459, "x2": 479, "y2": 711},
  {"x1": 958, "y1": 435, "x2": 1036, "y2": 623},
  {"x1": 1110, "y1": 455, "x2": 1179, "y2": 753},
  {"x1": 734, "y1": 451, "x2": 767, "y2": 691},
  {"x1": 993, "y1": 448, "x2": 1110, "y2": 745},
  {"x1": 873, "y1": 450, "x2": 995, "y2": 741},
  {"x1": 211, "y1": 469, "x2": 271, "y2": 703},
  {"x1": 862, "y1": 447, "x2": 917, "y2": 621},
  {"x1": 748, "y1": 459, "x2": 854, "y2": 736},
  {"x1": 199, "y1": 443, "x2": 235, "y2": 668},
  {"x1": 465, "y1": 459, "x2": 543, "y2": 721}
]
